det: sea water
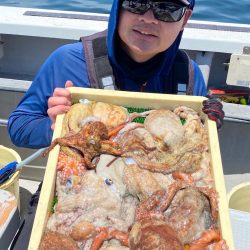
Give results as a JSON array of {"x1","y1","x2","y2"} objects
[{"x1": 0, "y1": 0, "x2": 250, "y2": 25}]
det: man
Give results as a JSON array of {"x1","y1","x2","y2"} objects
[
  {"x1": 8, "y1": 1, "x2": 224, "y2": 248},
  {"x1": 8, "y1": 0, "x2": 223, "y2": 149}
]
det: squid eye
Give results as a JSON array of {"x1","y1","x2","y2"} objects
[{"x1": 105, "y1": 178, "x2": 113, "y2": 186}]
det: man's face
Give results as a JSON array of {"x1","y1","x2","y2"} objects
[{"x1": 118, "y1": 2, "x2": 192, "y2": 62}]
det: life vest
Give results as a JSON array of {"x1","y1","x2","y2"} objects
[{"x1": 81, "y1": 30, "x2": 194, "y2": 95}]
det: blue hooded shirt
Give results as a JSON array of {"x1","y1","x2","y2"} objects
[{"x1": 8, "y1": 0, "x2": 206, "y2": 148}]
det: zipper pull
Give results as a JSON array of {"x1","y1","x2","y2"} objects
[{"x1": 140, "y1": 82, "x2": 147, "y2": 92}]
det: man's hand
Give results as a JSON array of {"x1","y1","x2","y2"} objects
[
  {"x1": 202, "y1": 96, "x2": 225, "y2": 129},
  {"x1": 47, "y1": 80, "x2": 73, "y2": 130}
]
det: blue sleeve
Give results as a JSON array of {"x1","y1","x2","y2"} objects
[
  {"x1": 8, "y1": 42, "x2": 90, "y2": 148},
  {"x1": 191, "y1": 60, "x2": 208, "y2": 96}
]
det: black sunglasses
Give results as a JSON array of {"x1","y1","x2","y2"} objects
[{"x1": 121, "y1": 0, "x2": 188, "y2": 22}]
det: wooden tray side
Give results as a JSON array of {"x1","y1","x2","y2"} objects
[
  {"x1": 28, "y1": 88, "x2": 234, "y2": 249},
  {"x1": 28, "y1": 115, "x2": 64, "y2": 250},
  {"x1": 207, "y1": 120, "x2": 235, "y2": 249},
  {"x1": 70, "y1": 87, "x2": 206, "y2": 112}
]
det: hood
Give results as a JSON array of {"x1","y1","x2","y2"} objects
[
  {"x1": 107, "y1": 0, "x2": 195, "y2": 85},
  {"x1": 179, "y1": 0, "x2": 195, "y2": 9}
]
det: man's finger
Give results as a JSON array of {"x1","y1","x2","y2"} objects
[
  {"x1": 53, "y1": 87, "x2": 72, "y2": 98},
  {"x1": 65, "y1": 80, "x2": 74, "y2": 88},
  {"x1": 47, "y1": 105, "x2": 71, "y2": 121},
  {"x1": 51, "y1": 123, "x2": 55, "y2": 130},
  {"x1": 48, "y1": 96, "x2": 71, "y2": 108}
]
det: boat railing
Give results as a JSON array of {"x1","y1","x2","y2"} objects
[
  {"x1": 0, "y1": 118, "x2": 8, "y2": 126},
  {"x1": 0, "y1": 78, "x2": 31, "y2": 92}
]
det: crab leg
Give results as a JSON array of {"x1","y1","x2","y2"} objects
[
  {"x1": 189, "y1": 229, "x2": 224, "y2": 250},
  {"x1": 172, "y1": 171, "x2": 195, "y2": 184},
  {"x1": 136, "y1": 180, "x2": 191, "y2": 220},
  {"x1": 214, "y1": 240, "x2": 229, "y2": 250},
  {"x1": 129, "y1": 110, "x2": 154, "y2": 122},
  {"x1": 110, "y1": 229, "x2": 129, "y2": 246},
  {"x1": 198, "y1": 187, "x2": 219, "y2": 222},
  {"x1": 108, "y1": 123, "x2": 127, "y2": 138},
  {"x1": 91, "y1": 228, "x2": 109, "y2": 250},
  {"x1": 91, "y1": 227, "x2": 129, "y2": 250}
]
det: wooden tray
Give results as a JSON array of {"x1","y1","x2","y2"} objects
[{"x1": 28, "y1": 87, "x2": 234, "y2": 250}]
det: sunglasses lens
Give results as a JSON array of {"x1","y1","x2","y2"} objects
[
  {"x1": 122, "y1": 0, "x2": 149, "y2": 15},
  {"x1": 154, "y1": 2, "x2": 186, "y2": 22},
  {"x1": 122, "y1": 0, "x2": 186, "y2": 22}
]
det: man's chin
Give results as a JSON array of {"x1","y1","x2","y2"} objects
[{"x1": 128, "y1": 46, "x2": 156, "y2": 62}]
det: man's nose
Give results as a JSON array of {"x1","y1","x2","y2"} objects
[{"x1": 138, "y1": 9, "x2": 158, "y2": 24}]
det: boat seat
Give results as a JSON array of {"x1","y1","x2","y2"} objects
[{"x1": 0, "y1": 78, "x2": 31, "y2": 92}]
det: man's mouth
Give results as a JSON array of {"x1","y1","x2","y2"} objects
[{"x1": 133, "y1": 29, "x2": 157, "y2": 37}]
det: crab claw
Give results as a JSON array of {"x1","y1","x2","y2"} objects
[{"x1": 91, "y1": 227, "x2": 129, "y2": 250}]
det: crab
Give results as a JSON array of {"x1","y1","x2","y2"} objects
[
  {"x1": 133, "y1": 178, "x2": 225, "y2": 248},
  {"x1": 129, "y1": 218, "x2": 183, "y2": 250},
  {"x1": 44, "y1": 121, "x2": 122, "y2": 169},
  {"x1": 129, "y1": 220, "x2": 227, "y2": 250}
]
